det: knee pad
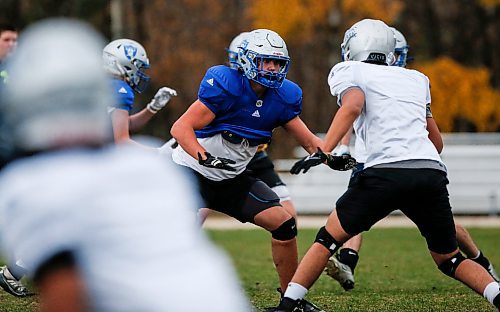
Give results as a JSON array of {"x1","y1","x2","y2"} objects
[
  {"x1": 314, "y1": 226, "x2": 341, "y2": 255},
  {"x1": 271, "y1": 217, "x2": 297, "y2": 241},
  {"x1": 438, "y1": 252, "x2": 466, "y2": 278}
]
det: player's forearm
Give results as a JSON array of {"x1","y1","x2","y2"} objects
[
  {"x1": 128, "y1": 109, "x2": 154, "y2": 131},
  {"x1": 170, "y1": 122, "x2": 206, "y2": 160},
  {"x1": 324, "y1": 90, "x2": 363, "y2": 152},
  {"x1": 427, "y1": 117, "x2": 443, "y2": 153}
]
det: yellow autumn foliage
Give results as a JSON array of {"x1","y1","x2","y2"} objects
[
  {"x1": 415, "y1": 57, "x2": 500, "y2": 132},
  {"x1": 245, "y1": 0, "x2": 334, "y2": 40},
  {"x1": 246, "y1": 0, "x2": 404, "y2": 42},
  {"x1": 342, "y1": 0, "x2": 404, "y2": 26},
  {"x1": 478, "y1": 0, "x2": 500, "y2": 8}
]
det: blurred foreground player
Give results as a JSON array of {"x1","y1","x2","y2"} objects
[{"x1": 0, "y1": 18, "x2": 250, "y2": 312}]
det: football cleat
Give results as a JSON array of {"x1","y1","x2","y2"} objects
[
  {"x1": 263, "y1": 297, "x2": 302, "y2": 312},
  {"x1": 301, "y1": 299, "x2": 325, "y2": 312},
  {"x1": 0, "y1": 266, "x2": 34, "y2": 297},
  {"x1": 487, "y1": 263, "x2": 500, "y2": 282},
  {"x1": 325, "y1": 256, "x2": 355, "y2": 291}
]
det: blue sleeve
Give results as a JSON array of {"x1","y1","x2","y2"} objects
[
  {"x1": 276, "y1": 79, "x2": 302, "y2": 125},
  {"x1": 111, "y1": 79, "x2": 134, "y2": 112},
  {"x1": 198, "y1": 65, "x2": 242, "y2": 114}
]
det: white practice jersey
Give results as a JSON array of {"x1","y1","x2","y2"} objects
[
  {"x1": 172, "y1": 133, "x2": 258, "y2": 181},
  {"x1": 328, "y1": 61, "x2": 443, "y2": 169},
  {"x1": 0, "y1": 145, "x2": 250, "y2": 312}
]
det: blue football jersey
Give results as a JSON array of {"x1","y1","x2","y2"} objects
[
  {"x1": 195, "y1": 65, "x2": 302, "y2": 144},
  {"x1": 110, "y1": 79, "x2": 134, "y2": 112}
]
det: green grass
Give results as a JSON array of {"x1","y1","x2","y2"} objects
[
  {"x1": 1, "y1": 228, "x2": 499, "y2": 311},
  {"x1": 208, "y1": 227, "x2": 500, "y2": 312}
]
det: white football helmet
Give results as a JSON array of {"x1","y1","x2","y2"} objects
[
  {"x1": 227, "y1": 32, "x2": 249, "y2": 69},
  {"x1": 341, "y1": 19, "x2": 396, "y2": 65},
  {"x1": 390, "y1": 27, "x2": 409, "y2": 67},
  {"x1": 1, "y1": 18, "x2": 113, "y2": 156},
  {"x1": 103, "y1": 38, "x2": 150, "y2": 93},
  {"x1": 238, "y1": 29, "x2": 290, "y2": 88}
]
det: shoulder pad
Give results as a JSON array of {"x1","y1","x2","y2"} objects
[
  {"x1": 204, "y1": 65, "x2": 244, "y2": 97},
  {"x1": 275, "y1": 79, "x2": 302, "y2": 104}
]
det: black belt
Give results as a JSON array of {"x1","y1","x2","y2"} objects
[{"x1": 221, "y1": 131, "x2": 269, "y2": 147}]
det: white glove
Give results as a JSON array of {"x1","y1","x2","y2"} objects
[
  {"x1": 147, "y1": 87, "x2": 177, "y2": 113},
  {"x1": 333, "y1": 144, "x2": 350, "y2": 156}
]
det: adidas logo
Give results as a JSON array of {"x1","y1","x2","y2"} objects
[
  {"x1": 252, "y1": 110, "x2": 260, "y2": 117},
  {"x1": 206, "y1": 78, "x2": 214, "y2": 86},
  {"x1": 118, "y1": 87, "x2": 128, "y2": 94}
]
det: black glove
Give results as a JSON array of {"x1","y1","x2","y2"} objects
[
  {"x1": 290, "y1": 147, "x2": 357, "y2": 174},
  {"x1": 325, "y1": 154, "x2": 357, "y2": 171},
  {"x1": 198, "y1": 152, "x2": 236, "y2": 171},
  {"x1": 290, "y1": 147, "x2": 328, "y2": 174}
]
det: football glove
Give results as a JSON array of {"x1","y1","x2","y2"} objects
[
  {"x1": 147, "y1": 86, "x2": 177, "y2": 113},
  {"x1": 198, "y1": 152, "x2": 236, "y2": 171},
  {"x1": 290, "y1": 147, "x2": 357, "y2": 174}
]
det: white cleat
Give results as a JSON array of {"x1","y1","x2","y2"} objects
[{"x1": 325, "y1": 256, "x2": 355, "y2": 291}]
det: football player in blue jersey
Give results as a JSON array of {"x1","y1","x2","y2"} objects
[
  {"x1": 196, "y1": 32, "x2": 313, "y2": 303},
  {"x1": 198, "y1": 31, "x2": 299, "y2": 226},
  {"x1": 170, "y1": 28, "x2": 354, "y2": 312},
  {"x1": 103, "y1": 39, "x2": 177, "y2": 146}
]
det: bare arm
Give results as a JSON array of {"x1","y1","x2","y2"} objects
[
  {"x1": 283, "y1": 116, "x2": 324, "y2": 154},
  {"x1": 170, "y1": 99, "x2": 215, "y2": 160},
  {"x1": 323, "y1": 88, "x2": 364, "y2": 152},
  {"x1": 110, "y1": 109, "x2": 133, "y2": 143},
  {"x1": 128, "y1": 108, "x2": 155, "y2": 132},
  {"x1": 110, "y1": 109, "x2": 156, "y2": 148},
  {"x1": 427, "y1": 117, "x2": 443, "y2": 154}
]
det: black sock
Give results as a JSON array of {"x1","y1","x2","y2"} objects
[
  {"x1": 470, "y1": 251, "x2": 491, "y2": 270},
  {"x1": 337, "y1": 248, "x2": 359, "y2": 273}
]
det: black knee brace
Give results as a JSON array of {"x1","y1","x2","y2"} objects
[
  {"x1": 314, "y1": 226, "x2": 341, "y2": 255},
  {"x1": 271, "y1": 217, "x2": 297, "y2": 241},
  {"x1": 438, "y1": 252, "x2": 466, "y2": 278}
]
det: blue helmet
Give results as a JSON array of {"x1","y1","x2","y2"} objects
[{"x1": 238, "y1": 29, "x2": 290, "y2": 88}]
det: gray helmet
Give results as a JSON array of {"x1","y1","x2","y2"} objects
[
  {"x1": 0, "y1": 18, "x2": 113, "y2": 157},
  {"x1": 103, "y1": 38, "x2": 150, "y2": 93},
  {"x1": 341, "y1": 19, "x2": 396, "y2": 65},
  {"x1": 227, "y1": 32, "x2": 250, "y2": 69}
]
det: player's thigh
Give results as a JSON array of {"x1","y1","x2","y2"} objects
[
  {"x1": 336, "y1": 168, "x2": 399, "y2": 235},
  {"x1": 402, "y1": 170, "x2": 457, "y2": 254}
]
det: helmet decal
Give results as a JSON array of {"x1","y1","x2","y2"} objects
[{"x1": 123, "y1": 44, "x2": 138, "y2": 60}]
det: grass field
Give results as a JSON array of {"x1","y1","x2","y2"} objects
[
  {"x1": 0, "y1": 227, "x2": 498, "y2": 311},
  {"x1": 209, "y1": 227, "x2": 500, "y2": 312}
]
